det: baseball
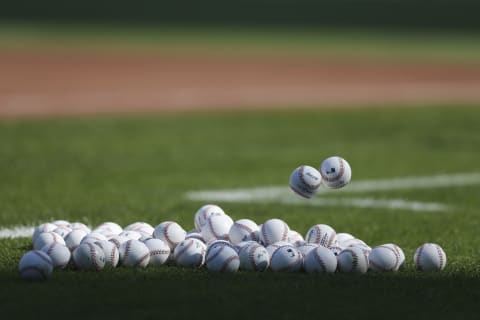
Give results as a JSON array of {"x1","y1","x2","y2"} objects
[
  {"x1": 19, "y1": 250, "x2": 53, "y2": 281},
  {"x1": 270, "y1": 245, "x2": 303, "y2": 272},
  {"x1": 205, "y1": 244, "x2": 239, "y2": 273},
  {"x1": 238, "y1": 242, "x2": 269, "y2": 271},
  {"x1": 194, "y1": 204, "x2": 225, "y2": 231},
  {"x1": 144, "y1": 238, "x2": 170, "y2": 266},
  {"x1": 337, "y1": 246, "x2": 369, "y2": 274},
  {"x1": 53, "y1": 226, "x2": 72, "y2": 238},
  {"x1": 70, "y1": 222, "x2": 92, "y2": 234},
  {"x1": 118, "y1": 230, "x2": 143, "y2": 241},
  {"x1": 383, "y1": 243, "x2": 405, "y2": 270},
  {"x1": 304, "y1": 246, "x2": 337, "y2": 273},
  {"x1": 32, "y1": 223, "x2": 58, "y2": 243},
  {"x1": 64, "y1": 229, "x2": 88, "y2": 251},
  {"x1": 124, "y1": 222, "x2": 154, "y2": 236},
  {"x1": 185, "y1": 232, "x2": 206, "y2": 243},
  {"x1": 95, "y1": 240, "x2": 120, "y2": 268},
  {"x1": 41, "y1": 243, "x2": 71, "y2": 269},
  {"x1": 201, "y1": 214, "x2": 234, "y2": 243},
  {"x1": 319, "y1": 156, "x2": 352, "y2": 189},
  {"x1": 336, "y1": 232, "x2": 355, "y2": 245},
  {"x1": 80, "y1": 232, "x2": 108, "y2": 244},
  {"x1": 289, "y1": 165, "x2": 322, "y2": 198},
  {"x1": 266, "y1": 241, "x2": 291, "y2": 257},
  {"x1": 174, "y1": 238, "x2": 206, "y2": 268},
  {"x1": 414, "y1": 243, "x2": 446, "y2": 272},
  {"x1": 93, "y1": 222, "x2": 122, "y2": 236},
  {"x1": 229, "y1": 219, "x2": 259, "y2": 244},
  {"x1": 369, "y1": 245, "x2": 402, "y2": 272},
  {"x1": 287, "y1": 230, "x2": 304, "y2": 245},
  {"x1": 33, "y1": 232, "x2": 65, "y2": 250},
  {"x1": 52, "y1": 220, "x2": 70, "y2": 227},
  {"x1": 260, "y1": 218, "x2": 289, "y2": 246},
  {"x1": 153, "y1": 221, "x2": 186, "y2": 250},
  {"x1": 305, "y1": 224, "x2": 337, "y2": 247},
  {"x1": 296, "y1": 243, "x2": 318, "y2": 259},
  {"x1": 119, "y1": 240, "x2": 150, "y2": 268},
  {"x1": 72, "y1": 243, "x2": 106, "y2": 271}
]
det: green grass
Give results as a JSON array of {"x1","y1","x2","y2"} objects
[
  {"x1": 1, "y1": 23, "x2": 480, "y2": 62},
  {"x1": 1, "y1": 106, "x2": 480, "y2": 319}
]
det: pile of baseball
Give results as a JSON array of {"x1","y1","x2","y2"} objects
[
  {"x1": 19, "y1": 204, "x2": 447, "y2": 280},
  {"x1": 18, "y1": 156, "x2": 446, "y2": 280}
]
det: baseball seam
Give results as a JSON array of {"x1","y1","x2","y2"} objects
[
  {"x1": 435, "y1": 245, "x2": 445, "y2": 270},
  {"x1": 88, "y1": 243, "x2": 100, "y2": 271},
  {"x1": 163, "y1": 222, "x2": 175, "y2": 248},
  {"x1": 175, "y1": 240, "x2": 194, "y2": 262},
  {"x1": 33, "y1": 251, "x2": 51, "y2": 265},
  {"x1": 312, "y1": 249, "x2": 327, "y2": 272},
  {"x1": 282, "y1": 222, "x2": 289, "y2": 242},
  {"x1": 233, "y1": 223, "x2": 254, "y2": 240},
  {"x1": 378, "y1": 245, "x2": 400, "y2": 271},
  {"x1": 220, "y1": 255, "x2": 239, "y2": 272},
  {"x1": 415, "y1": 245, "x2": 425, "y2": 271},
  {"x1": 206, "y1": 246, "x2": 225, "y2": 265},
  {"x1": 299, "y1": 166, "x2": 321, "y2": 189},
  {"x1": 248, "y1": 244, "x2": 260, "y2": 271},
  {"x1": 320, "y1": 158, "x2": 345, "y2": 183},
  {"x1": 289, "y1": 182, "x2": 313, "y2": 198},
  {"x1": 123, "y1": 240, "x2": 132, "y2": 265}
]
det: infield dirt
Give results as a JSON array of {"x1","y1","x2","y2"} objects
[{"x1": 1, "y1": 51, "x2": 480, "y2": 117}]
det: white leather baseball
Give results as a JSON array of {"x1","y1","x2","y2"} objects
[
  {"x1": 144, "y1": 238, "x2": 170, "y2": 266},
  {"x1": 174, "y1": 238, "x2": 206, "y2": 268},
  {"x1": 72, "y1": 243, "x2": 106, "y2": 271},
  {"x1": 369, "y1": 245, "x2": 401, "y2": 272},
  {"x1": 153, "y1": 221, "x2": 186, "y2": 250},
  {"x1": 229, "y1": 219, "x2": 259, "y2": 244},
  {"x1": 414, "y1": 243, "x2": 446, "y2": 272},
  {"x1": 260, "y1": 219, "x2": 289, "y2": 246},
  {"x1": 33, "y1": 232, "x2": 66, "y2": 250},
  {"x1": 201, "y1": 215, "x2": 234, "y2": 243},
  {"x1": 64, "y1": 229, "x2": 88, "y2": 251},
  {"x1": 266, "y1": 241, "x2": 291, "y2": 257},
  {"x1": 32, "y1": 223, "x2": 58, "y2": 243},
  {"x1": 270, "y1": 245, "x2": 303, "y2": 272},
  {"x1": 239, "y1": 242, "x2": 269, "y2": 271},
  {"x1": 319, "y1": 156, "x2": 352, "y2": 189},
  {"x1": 119, "y1": 240, "x2": 150, "y2": 268},
  {"x1": 194, "y1": 204, "x2": 225, "y2": 231},
  {"x1": 337, "y1": 246, "x2": 369, "y2": 274},
  {"x1": 205, "y1": 245, "x2": 239, "y2": 273},
  {"x1": 289, "y1": 165, "x2": 322, "y2": 198},
  {"x1": 305, "y1": 224, "x2": 337, "y2": 247},
  {"x1": 19, "y1": 250, "x2": 53, "y2": 281},
  {"x1": 95, "y1": 240, "x2": 120, "y2": 268},
  {"x1": 80, "y1": 232, "x2": 108, "y2": 245},
  {"x1": 304, "y1": 246, "x2": 337, "y2": 273},
  {"x1": 41, "y1": 243, "x2": 71, "y2": 269}
]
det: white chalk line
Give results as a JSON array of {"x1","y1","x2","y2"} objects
[
  {"x1": 0, "y1": 226, "x2": 34, "y2": 239},
  {"x1": 2, "y1": 172, "x2": 479, "y2": 239},
  {"x1": 186, "y1": 172, "x2": 480, "y2": 211}
]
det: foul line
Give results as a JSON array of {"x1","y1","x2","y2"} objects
[
  {"x1": 185, "y1": 172, "x2": 480, "y2": 211},
  {"x1": 0, "y1": 226, "x2": 34, "y2": 239}
]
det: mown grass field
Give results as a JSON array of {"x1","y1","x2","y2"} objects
[
  {"x1": 1, "y1": 106, "x2": 480, "y2": 319},
  {"x1": 1, "y1": 24, "x2": 480, "y2": 62}
]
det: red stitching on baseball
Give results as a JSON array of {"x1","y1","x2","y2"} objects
[
  {"x1": 282, "y1": 222, "x2": 289, "y2": 242},
  {"x1": 416, "y1": 245, "x2": 425, "y2": 271},
  {"x1": 234, "y1": 222, "x2": 254, "y2": 238},
  {"x1": 220, "y1": 255, "x2": 239, "y2": 272},
  {"x1": 261, "y1": 225, "x2": 270, "y2": 245},
  {"x1": 312, "y1": 249, "x2": 326, "y2": 272},
  {"x1": 135, "y1": 253, "x2": 150, "y2": 267},
  {"x1": 341, "y1": 249, "x2": 358, "y2": 271},
  {"x1": 33, "y1": 251, "x2": 51, "y2": 265},
  {"x1": 163, "y1": 222, "x2": 175, "y2": 248},
  {"x1": 378, "y1": 245, "x2": 400, "y2": 270},
  {"x1": 289, "y1": 181, "x2": 312, "y2": 198},
  {"x1": 320, "y1": 158, "x2": 345, "y2": 183},
  {"x1": 435, "y1": 245, "x2": 445, "y2": 269},
  {"x1": 299, "y1": 166, "x2": 321, "y2": 189},
  {"x1": 87, "y1": 243, "x2": 100, "y2": 271},
  {"x1": 123, "y1": 240, "x2": 132, "y2": 265},
  {"x1": 175, "y1": 240, "x2": 194, "y2": 262},
  {"x1": 248, "y1": 244, "x2": 261, "y2": 271},
  {"x1": 206, "y1": 246, "x2": 224, "y2": 265}
]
